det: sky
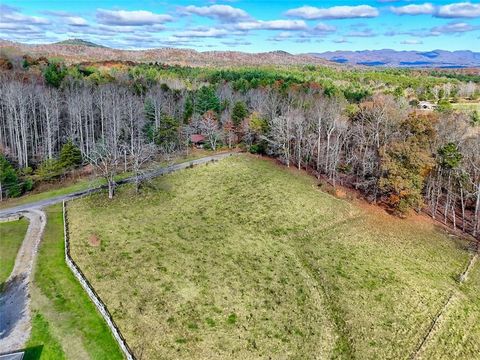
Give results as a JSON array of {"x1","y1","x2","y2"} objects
[{"x1": 0, "y1": 1, "x2": 479, "y2": 53}]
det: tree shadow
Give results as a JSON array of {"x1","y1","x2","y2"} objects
[{"x1": 22, "y1": 345, "x2": 44, "y2": 360}]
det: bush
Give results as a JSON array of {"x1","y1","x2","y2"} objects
[
  {"x1": 436, "y1": 99, "x2": 452, "y2": 113},
  {"x1": 23, "y1": 177, "x2": 34, "y2": 192},
  {"x1": 60, "y1": 140, "x2": 82, "y2": 169},
  {"x1": 35, "y1": 159, "x2": 62, "y2": 181},
  {"x1": 471, "y1": 110, "x2": 480, "y2": 126},
  {"x1": 232, "y1": 101, "x2": 248, "y2": 126},
  {"x1": 0, "y1": 154, "x2": 21, "y2": 198},
  {"x1": 249, "y1": 141, "x2": 267, "y2": 154},
  {"x1": 44, "y1": 63, "x2": 66, "y2": 88}
]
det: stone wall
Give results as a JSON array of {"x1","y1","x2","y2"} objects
[{"x1": 63, "y1": 201, "x2": 135, "y2": 360}]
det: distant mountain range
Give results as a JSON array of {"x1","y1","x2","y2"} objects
[
  {"x1": 1, "y1": 39, "x2": 479, "y2": 69},
  {"x1": 0, "y1": 39, "x2": 331, "y2": 67},
  {"x1": 310, "y1": 50, "x2": 480, "y2": 68}
]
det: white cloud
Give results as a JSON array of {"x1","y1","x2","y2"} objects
[
  {"x1": 431, "y1": 21, "x2": 477, "y2": 33},
  {"x1": 234, "y1": 20, "x2": 308, "y2": 31},
  {"x1": 181, "y1": 5, "x2": 250, "y2": 22},
  {"x1": 173, "y1": 28, "x2": 229, "y2": 38},
  {"x1": 41, "y1": 10, "x2": 88, "y2": 26},
  {"x1": 221, "y1": 40, "x2": 251, "y2": 46},
  {"x1": 333, "y1": 37, "x2": 350, "y2": 43},
  {"x1": 346, "y1": 29, "x2": 377, "y2": 37},
  {"x1": 390, "y1": 3, "x2": 435, "y2": 15},
  {"x1": 0, "y1": 6, "x2": 50, "y2": 25},
  {"x1": 96, "y1": 9, "x2": 172, "y2": 26},
  {"x1": 66, "y1": 16, "x2": 88, "y2": 26},
  {"x1": 285, "y1": 5, "x2": 379, "y2": 20},
  {"x1": 390, "y1": 2, "x2": 480, "y2": 18},
  {"x1": 400, "y1": 39, "x2": 423, "y2": 44},
  {"x1": 436, "y1": 2, "x2": 480, "y2": 18},
  {"x1": 313, "y1": 23, "x2": 337, "y2": 32}
]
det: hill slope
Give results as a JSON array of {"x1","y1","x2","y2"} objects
[
  {"x1": 0, "y1": 39, "x2": 331, "y2": 67},
  {"x1": 68, "y1": 155, "x2": 478, "y2": 359},
  {"x1": 54, "y1": 38, "x2": 106, "y2": 48}
]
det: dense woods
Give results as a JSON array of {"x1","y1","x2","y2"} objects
[{"x1": 0, "y1": 59, "x2": 479, "y2": 238}]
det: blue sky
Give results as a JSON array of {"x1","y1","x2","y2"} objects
[{"x1": 1, "y1": 1, "x2": 479, "y2": 52}]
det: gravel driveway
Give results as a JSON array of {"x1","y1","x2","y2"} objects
[{"x1": 0, "y1": 210, "x2": 46, "y2": 352}]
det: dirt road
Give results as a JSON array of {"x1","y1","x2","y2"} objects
[{"x1": 0, "y1": 210, "x2": 46, "y2": 352}]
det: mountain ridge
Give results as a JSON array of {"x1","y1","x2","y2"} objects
[
  {"x1": 310, "y1": 49, "x2": 480, "y2": 68},
  {"x1": 54, "y1": 39, "x2": 107, "y2": 48},
  {"x1": 1, "y1": 39, "x2": 479, "y2": 69}
]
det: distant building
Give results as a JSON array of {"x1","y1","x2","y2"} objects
[
  {"x1": 418, "y1": 101, "x2": 436, "y2": 111},
  {"x1": 190, "y1": 134, "x2": 205, "y2": 146}
]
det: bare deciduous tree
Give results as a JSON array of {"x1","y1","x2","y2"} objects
[{"x1": 86, "y1": 141, "x2": 120, "y2": 199}]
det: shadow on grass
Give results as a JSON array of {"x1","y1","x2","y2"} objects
[{"x1": 22, "y1": 345, "x2": 44, "y2": 360}]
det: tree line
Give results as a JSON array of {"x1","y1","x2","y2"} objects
[{"x1": 0, "y1": 66, "x2": 478, "y2": 238}]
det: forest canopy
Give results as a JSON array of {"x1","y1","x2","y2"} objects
[{"x1": 0, "y1": 56, "x2": 479, "y2": 238}]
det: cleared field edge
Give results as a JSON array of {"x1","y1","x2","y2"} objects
[{"x1": 63, "y1": 200, "x2": 135, "y2": 360}]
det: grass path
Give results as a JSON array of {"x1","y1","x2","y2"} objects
[
  {"x1": 412, "y1": 251, "x2": 480, "y2": 359},
  {"x1": 0, "y1": 217, "x2": 29, "y2": 289},
  {"x1": 25, "y1": 204, "x2": 122, "y2": 360}
]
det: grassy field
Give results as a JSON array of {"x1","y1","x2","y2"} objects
[
  {"x1": 452, "y1": 102, "x2": 480, "y2": 112},
  {"x1": 0, "y1": 217, "x2": 29, "y2": 288},
  {"x1": 25, "y1": 204, "x2": 122, "y2": 360},
  {"x1": 67, "y1": 155, "x2": 478, "y2": 359}
]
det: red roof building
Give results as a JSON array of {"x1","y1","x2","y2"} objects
[{"x1": 190, "y1": 134, "x2": 205, "y2": 144}]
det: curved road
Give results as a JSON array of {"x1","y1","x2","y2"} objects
[
  {"x1": 0, "y1": 210, "x2": 46, "y2": 352},
  {"x1": 0, "y1": 152, "x2": 234, "y2": 352}
]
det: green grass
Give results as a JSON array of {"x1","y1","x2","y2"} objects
[
  {"x1": 26, "y1": 204, "x2": 123, "y2": 360},
  {"x1": 452, "y1": 102, "x2": 480, "y2": 112},
  {"x1": 24, "y1": 313, "x2": 66, "y2": 360},
  {"x1": 0, "y1": 149, "x2": 226, "y2": 210},
  {"x1": 0, "y1": 217, "x2": 29, "y2": 288},
  {"x1": 420, "y1": 257, "x2": 480, "y2": 359},
  {"x1": 67, "y1": 155, "x2": 475, "y2": 359}
]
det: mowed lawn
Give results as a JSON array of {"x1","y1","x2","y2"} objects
[
  {"x1": 0, "y1": 217, "x2": 29, "y2": 288},
  {"x1": 67, "y1": 155, "x2": 478, "y2": 359}
]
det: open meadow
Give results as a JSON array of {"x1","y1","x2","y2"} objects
[{"x1": 67, "y1": 155, "x2": 479, "y2": 359}]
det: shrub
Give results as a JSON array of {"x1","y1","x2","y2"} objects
[
  {"x1": 249, "y1": 141, "x2": 267, "y2": 154},
  {"x1": 0, "y1": 154, "x2": 21, "y2": 198},
  {"x1": 23, "y1": 177, "x2": 34, "y2": 192},
  {"x1": 471, "y1": 110, "x2": 480, "y2": 126},
  {"x1": 44, "y1": 63, "x2": 66, "y2": 88},
  {"x1": 232, "y1": 101, "x2": 248, "y2": 126},
  {"x1": 59, "y1": 140, "x2": 82, "y2": 169},
  {"x1": 35, "y1": 159, "x2": 62, "y2": 181}
]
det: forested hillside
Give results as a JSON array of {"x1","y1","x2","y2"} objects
[{"x1": 0, "y1": 56, "x2": 479, "y2": 238}]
